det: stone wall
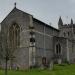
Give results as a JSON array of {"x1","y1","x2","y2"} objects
[
  {"x1": 33, "y1": 19, "x2": 59, "y2": 65},
  {"x1": 1, "y1": 8, "x2": 31, "y2": 69}
]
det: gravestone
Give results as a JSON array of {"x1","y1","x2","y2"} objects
[
  {"x1": 58, "y1": 58, "x2": 62, "y2": 64},
  {"x1": 49, "y1": 60, "x2": 53, "y2": 70}
]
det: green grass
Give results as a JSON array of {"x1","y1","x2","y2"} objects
[{"x1": 1, "y1": 64, "x2": 75, "y2": 75}]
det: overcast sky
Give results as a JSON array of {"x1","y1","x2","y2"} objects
[{"x1": 0, "y1": 0, "x2": 75, "y2": 28}]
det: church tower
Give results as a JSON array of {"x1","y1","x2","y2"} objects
[{"x1": 58, "y1": 16, "x2": 63, "y2": 29}]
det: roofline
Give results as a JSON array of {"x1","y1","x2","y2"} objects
[
  {"x1": 1, "y1": 7, "x2": 59, "y2": 32},
  {"x1": 33, "y1": 18, "x2": 59, "y2": 31},
  {"x1": 1, "y1": 7, "x2": 32, "y2": 24}
]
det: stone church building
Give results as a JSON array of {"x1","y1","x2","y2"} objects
[{"x1": 0, "y1": 6, "x2": 75, "y2": 69}]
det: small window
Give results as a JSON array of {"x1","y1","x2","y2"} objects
[
  {"x1": 30, "y1": 37, "x2": 35, "y2": 42},
  {"x1": 68, "y1": 32, "x2": 69, "y2": 36}
]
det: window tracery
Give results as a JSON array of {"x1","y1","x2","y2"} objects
[{"x1": 9, "y1": 23, "x2": 20, "y2": 48}]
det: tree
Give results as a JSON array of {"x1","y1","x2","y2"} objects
[{"x1": 1, "y1": 31, "x2": 10, "y2": 75}]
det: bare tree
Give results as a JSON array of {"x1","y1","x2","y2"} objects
[{"x1": 1, "y1": 30, "x2": 10, "y2": 75}]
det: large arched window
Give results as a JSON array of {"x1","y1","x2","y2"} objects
[
  {"x1": 9, "y1": 23, "x2": 20, "y2": 48},
  {"x1": 55, "y1": 43, "x2": 61, "y2": 54}
]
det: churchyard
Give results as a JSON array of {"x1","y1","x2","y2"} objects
[{"x1": 0, "y1": 64, "x2": 75, "y2": 75}]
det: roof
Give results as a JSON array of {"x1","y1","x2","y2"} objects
[
  {"x1": 1, "y1": 7, "x2": 32, "y2": 23},
  {"x1": 1, "y1": 7, "x2": 59, "y2": 32},
  {"x1": 33, "y1": 18, "x2": 59, "y2": 31}
]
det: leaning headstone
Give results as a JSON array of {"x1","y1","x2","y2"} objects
[
  {"x1": 40, "y1": 64, "x2": 44, "y2": 70},
  {"x1": 49, "y1": 61, "x2": 53, "y2": 70},
  {"x1": 58, "y1": 59, "x2": 62, "y2": 64}
]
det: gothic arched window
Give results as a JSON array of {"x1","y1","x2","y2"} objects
[
  {"x1": 56, "y1": 43, "x2": 61, "y2": 54},
  {"x1": 9, "y1": 23, "x2": 20, "y2": 48}
]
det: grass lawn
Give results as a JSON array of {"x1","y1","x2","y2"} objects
[{"x1": 1, "y1": 64, "x2": 75, "y2": 75}]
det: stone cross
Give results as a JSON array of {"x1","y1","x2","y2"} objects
[{"x1": 14, "y1": 2, "x2": 16, "y2": 8}]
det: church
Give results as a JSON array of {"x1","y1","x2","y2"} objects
[{"x1": 0, "y1": 4, "x2": 75, "y2": 70}]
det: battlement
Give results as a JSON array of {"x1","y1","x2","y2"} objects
[
  {"x1": 58, "y1": 17, "x2": 75, "y2": 29},
  {"x1": 62, "y1": 24, "x2": 75, "y2": 28}
]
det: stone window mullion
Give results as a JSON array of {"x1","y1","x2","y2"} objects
[{"x1": 9, "y1": 23, "x2": 20, "y2": 49}]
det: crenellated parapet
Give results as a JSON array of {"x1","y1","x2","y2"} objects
[{"x1": 58, "y1": 17, "x2": 75, "y2": 40}]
